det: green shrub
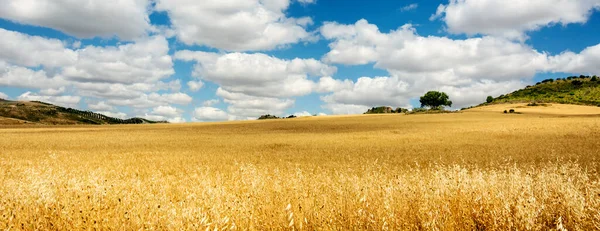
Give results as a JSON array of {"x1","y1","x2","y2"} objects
[{"x1": 412, "y1": 108, "x2": 427, "y2": 113}]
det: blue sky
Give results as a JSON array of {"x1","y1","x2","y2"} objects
[{"x1": 0, "y1": 0, "x2": 599, "y2": 122}]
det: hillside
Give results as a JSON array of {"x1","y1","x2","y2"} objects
[
  {"x1": 0, "y1": 99, "x2": 167, "y2": 125},
  {"x1": 489, "y1": 75, "x2": 600, "y2": 106}
]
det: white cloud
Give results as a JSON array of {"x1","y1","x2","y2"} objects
[
  {"x1": 297, "y1": 0, "x2": 316, "y2": 4},
  {"x1": 0, "y1": 92, "x2": 8, "y2": 99},
  {"x1": 322, "y1": 103, "x2": 370, "y2": 115},
  {"x1": 0, "y1": 28, "x2": 77, "y2": 68},
  {"x1": 141, "y1": 114, "x2": 186, "y2": 123},
  {"x1": 107, "y1": 92, "x2": 192, "y2": 108},
  {"x1": 439, "y1": 80, "x2": 526, "y2": 108},
  {"x1": 151, "y1": 105, "x2": 182, "y2": 118},
  {"x1": 175, "y1": 51, "x2": 337, "y2": 119},
  {"x1": 73, "y1": 80, "x2": 181, "y2": 100},
  {"x1": 400, "y1": 3, "x2": 418, "y2": 12},
  {"x1": 0, "y1": 61, "x2": 67, "y2": 89},
  {"x1": 167, "y1": 117, "x2": 187, "y2": 123},
  {"x1": 293, "y1": 111, "x2": 312, "y2": 117},
  {"x1": 202, "y1": 99, "x2": 220, "y2": 107},
  {"x1": 142, "y1": 106, "x2": 186, "y2": 123},
  {"x1": 321, "y1": 76, "x2": 410, "y2": 107},
  {"x1": 0, "y1": 28, "x2": 182, "y2": 116},
  {"x1": 158, "y1": 92, "x2": 193, "y2": 105},
  {"x1": 187, "y1": 80, "x2": 204, "y2": 92},
  {"x1": 72, "y1": 41, "x2": 82, "y2": 49},
  {"x1": 320, "y1": 76, "x2": 415, "y2": 113},
  {"x1": 176, "y1": 51, "x2": 336, "y2": 98},
  {"x1": 40, "y1": 87, "x2": 66, "y2": 96},
  {"x1": 193, "y1": 107, "x2": 230, "y2": 121},
  {"x1": 316, "y1": 76, "x2": 354, "y2": 93},
  {"x1": 320, "y1": 19, "x2": 551, "y2": 110},
  {"x1": 432, "y1": 0, "x2": 600, "y2": 40},
  {"x1": 17, "y1": 91, "x2": 81, "y2": 108},
  {"x1": 63, "y1": 36, "x2": 174, "y2": 84},
  {"x1": 88, "y1": 101, "x2": 114, "y2": 111},
  {"x1": 216, "y1": 88, "x2": 294, "y2": 118},
  {"x1": 0, "y1": 28, "x2": 190, "y2": 121},
  {"x1": 0, "y1": 0, "x2": 152, "y2": 40},
  {"x1": 154, "y1": 0, "x2": 316, "y2": 51},
  {"x1": 548, "y1": 43, "x2": 600, "y2": 74}
]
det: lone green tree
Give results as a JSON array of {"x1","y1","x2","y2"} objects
[
  {"x1": 420, "y1": 91, "x2": 452, "y2": 110},
  {"x1": 486, "y1": 96, "x2": 494, "y2": 103}
]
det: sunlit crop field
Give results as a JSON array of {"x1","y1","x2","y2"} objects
[{"x1": 1, "y1": 108, "x2": 600, "y2": 230}]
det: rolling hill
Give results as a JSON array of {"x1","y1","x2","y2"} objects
[
  {"x1": 489, "y1": 75, "x2": 600, "y2": 106},
  {"x1": 0, "y1": 99, "x2": 167, "y2": 125}
]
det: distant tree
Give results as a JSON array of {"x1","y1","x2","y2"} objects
[
  {"x1": 486, "y1": 96, "x2": 494, "y2": 103},
  {"x1": 541, "y1": 79, "x2": 554, "y2": 84},
  {"x1": 258, "y1": 114, "x2": 280, "y2": 120},
  {"x1": 420, "y1": 91, "x2": 452, "y2": 109},
  {"x1": 592, "y1": 76, "x2": 598, "y2": 82}
]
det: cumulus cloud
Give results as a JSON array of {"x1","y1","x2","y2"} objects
[
  {"x1": 0, "y1": 61, "x2": 67, "y2": 89},
  {"x1": 319, "y1": 19, "x2": 552, "y2": 110},
  {"x1": 202, "y1": 99, "x2": 220, "y2": 107},
  {"x1": 0, "y1": 0, "x2": 152, "y2": 40},
  {"x1": 400, "y1": 3, "x2": 418, "y2": 12},
  {"x1": 316, "y1": 76, "x2": 354, "y2": 93},
  {"x1": 321, "y1": 76, "x2": 411, "y2": 107},
  {"x1": 322, "y1": 103, "x2": 370, "y2": 115},
  {"x1": 0, "y1": 28, "x2": 77, "y2": 68},
  {"x1": 548, "y1": 43, "x2": 600, "y2": 74},
  {"x1": 176, "y1": 51, "x2": 336, "y2": 118},
  {"x1": 140, "y1": 106, "x2": 186, "y2": 123},
  {"x1": 193, "y1": 107, "x2": 230, "y2": 121},
  {"x1": 0, "y1": 28, "x2": 188, "y2": 121},
  {"x1": 216, "y1": 88, "x2": 294, "y2": 118},
  {"x1": 154, "y1": 0, "x2": 316, "y2": 51},
  {"x1": 39, "y1": 87, "x2": 66, "y2": 96},
  {"x1": 293, "y1": 111, "x2": 312, "y2": 117},
  {"x1": 88, "y1": 101, "x2": 114, "y2": 111},
  {"x1": 63, "y1": 36, "x2": 174, "y2": 84},
  {"x1": 0, "y1": 92, "x2": 8, "y2": 99},
  {"x1": 141, "y1": 113, "x2": 186, "y2": 123},
  {"x1": 151, "y1": 105, "x2": 183, "y2": 118},
  {"x1": 17, "y1": 91, "x2": 81, "y2": 108},
  {"x1": 187, "y1": 80, "x2": 204, "y2": 92},
  {"x1": 432, "y1": 0, "x2": 600, "y2": 40},
  {"x1": 176, "y1": 51, "x2": 336, "y2": 98},
  {"x1": 297, "y1": 0, "x2": 316, "y2": 4},
  {"x1": 107, "y1": 92, "x2": 192, "y2": 109}
]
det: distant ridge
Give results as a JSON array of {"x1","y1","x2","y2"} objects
[{"x1": 0, "y1": 99, "x2": 167, "y2": 125}]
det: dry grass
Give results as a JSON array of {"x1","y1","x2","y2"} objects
[
  {"x1": 1, "y1": 110, "x2": 600, "y2": 230},
  {"x1": 468, "y1": 103, "x2": 600, "y2": 115}
]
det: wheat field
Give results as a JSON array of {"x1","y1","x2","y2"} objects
[{"x1": 1, "y1": 108, "x2": 600, "y2": 230}]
